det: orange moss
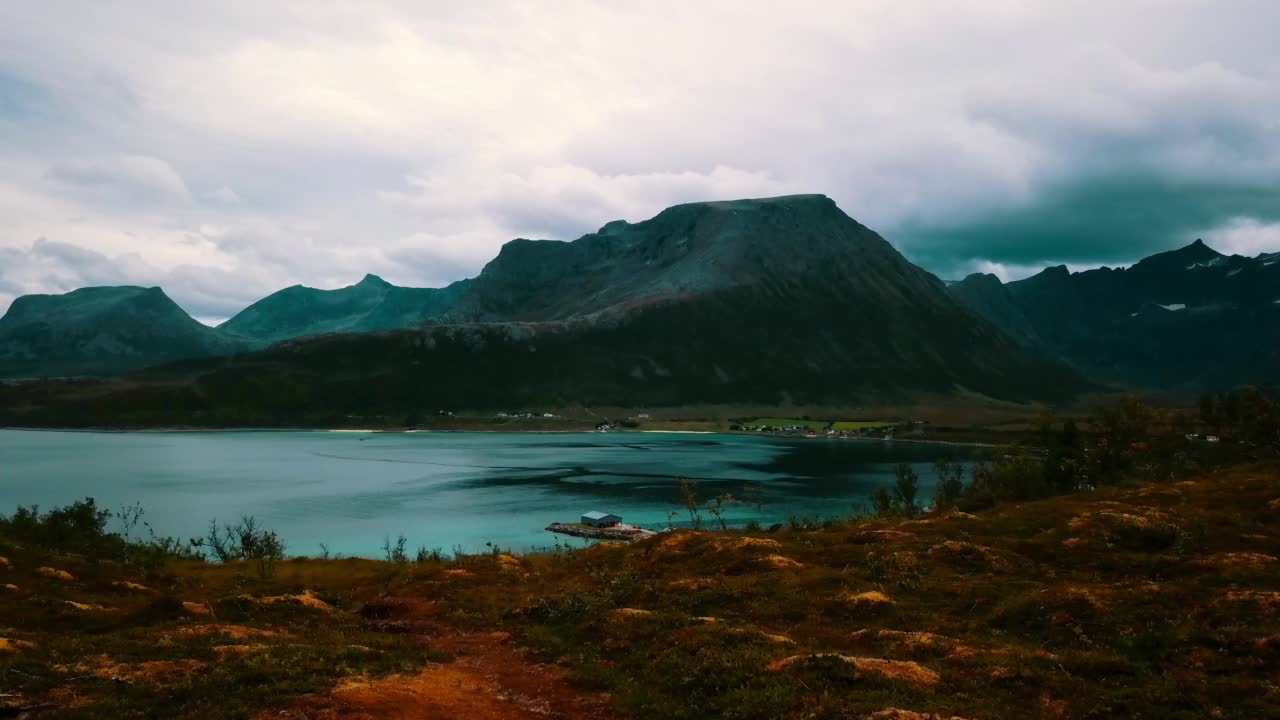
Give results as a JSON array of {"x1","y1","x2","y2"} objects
[
  {"x1": 1193, "y1": 552, "x2": 1277, "y2": 567},
  {"x1": 867, "y1": 710, "x2": 972, "y2": 720},
  {"x1": 768, "y1": 654, "x2": 940, "y2": 687},
  {"x1": 610, "y1": 607, "x2": 654, "y2": 618},
  {"x1": 852, "y1": 529, "x2": 913, "y2": 543},
  {"x1": 1221, "y1": 590, "x2": 1280, "y2": 609},
  {"x1": 113, "y1": 580, "x2": 151, "y2": 592},
  {"x1": 213, "y1": 644, "x2": 263, "y2": 656},
  {"x1": 850, "y1": 628, "x2": 977, "y2": 656},
  {"x1": 717, "y1": 537, "x2": 782, "y2": 551},
  {"x1": 71, "y1": 654, "x2": 206, "y2": 684},
  {"x1": 241, "y1": 589, "x2": 334, "y2": 612},
  {"x1": 171, "y1": 624, "x2": 279, "y2": 640},
  {"x1": 182, "y1": 601, "x2": 212, "y2": 615},
  {"x1": 760, "y1": 553, "x2": 804, "y2": 569},
  {"x1": 843, "y1": 590, "x2": 894, "y2": 606},
  {"x1": 37, "y1": 566, "x2": 73, "y2": 581},
  {"x1": 667, "y1": 577, "x2": 715, "y2": 591}
]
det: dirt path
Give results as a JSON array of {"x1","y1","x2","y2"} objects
[{"x1": 261, "y1": 599, "x2": 612, "y2": 720}]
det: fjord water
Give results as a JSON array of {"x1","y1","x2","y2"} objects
[{"x1": 0, "y1": 430, "x2": 985, "y2": 556}]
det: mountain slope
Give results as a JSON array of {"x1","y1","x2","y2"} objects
[
  {"x1": 0, "y1": 286, "x2": 253, "y2": 378},
  {"x1": 219, "y1": 274, "x2": 468, "y2": 344},
  {"x1": 949, "y1": 239, "x2": 1280, "y2": 391},
  {"x1": 449, "y1": 195, "x2": 956, "y2": 322},
  {"x1": 0, "y1": 196, "x2": 1090, "y2": 423}
]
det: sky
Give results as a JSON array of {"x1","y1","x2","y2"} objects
[{"x1": 2, "y1": 1, "x2": 1279, "y2": 324}]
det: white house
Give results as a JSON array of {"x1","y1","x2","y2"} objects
[{"x1": 581, "y1": 511, "x2": 621, "y2": 528}]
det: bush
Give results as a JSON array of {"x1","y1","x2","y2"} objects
[
  {"x1": 0, "y1": 498, "x2": 198, "y2": 575},
  {"x1": 964, "y1": 454, "x2": 1053, "y2": 508},
  {"x1": 0, "y1": 497, "x2": 113, "y2": 557},
  {"x1": 932, "y1": 460, "x2": 966, "y2": 510},
  {"x1": 192, "y1": 515, "x2": 287, "y2": 578}
]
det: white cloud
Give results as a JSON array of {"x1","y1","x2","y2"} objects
[
  {"x1": 1201, "y1": 217, "x2": 1280, "y2": 257},
  {"x1": 0, "y1": 1, "x2": 1278, "y2": 318},
  {"x1": 208, "y1": 186, "x2": 242, "y2": 204},
  {"x1": 47, "y1": 153, "x2": 192, "y2": 205}
]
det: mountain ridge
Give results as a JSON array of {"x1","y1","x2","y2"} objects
[
  {"x1": 0, "y1": 194, "x2": 1091, "y2": 419},
  {"x1": 949, "y1": 238, "x2": 1280, "y2": 391}
]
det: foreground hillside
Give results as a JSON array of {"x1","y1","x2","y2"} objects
[{"x1": 2, "y1": 463, "x2": 1277, "y2": 719}]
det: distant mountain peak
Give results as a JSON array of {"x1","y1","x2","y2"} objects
[
  {"x1": 1030, "y1": 265, "x2": 1071, "y2": 281},
  {"x1": 1130, "y1": 237, "x2": 1225, "y2": 273},
  {"x1": 597, "y1": 219, "x2": 630, "y2": 235},
  {"x1": 358, "y1": 273, "x2": 391, "y2": 288},
  {"x1": 1173, "y1": 237, "x2": 1223, "y2": 259},
  {"x1": 958, "y1": 272, "x2": 1005, "y2": 288}
]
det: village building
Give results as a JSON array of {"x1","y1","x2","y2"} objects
[{"x1": 581, "y1": 511, "x2": 621, "y2": 528}]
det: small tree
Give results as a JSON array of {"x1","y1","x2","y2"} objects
[
  {"x1": 706, "y1": 495, "x2": 729, "y2": 531},
  {"x1": 871, "y1": 487, "x2": 895, "y2": 516},
  {"x1": 191, "y1": 515, "x2": 286, "y2": 578},
  {"x1": 254, "y1": 530, "x2": 285, "y2": 579},
  {"x1": 892, "y1": 463, "x2": 919, "y2": 517},
  {"x1": 677, "y1": 476, "x2": 703, "y2": 530},
  {"x1": 382, "y1": 533, "x2": 408, "y2": 563},
  {"x1": 932, "y1": 460, "x2": 967, "y2": 510}
]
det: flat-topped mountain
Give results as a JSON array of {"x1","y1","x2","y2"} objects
[
  {"x1": 449, "y1": 194, "x2": 924, "y2": 321},
  {"x1": 0, "y1": 286, "x2": 252, "y2": 378},
  {"x1": 949, "y1": 239, "x2": 1280, "y2": 390},
  {"x1": 219, "y1": 273, "x2": 468, "y2": 344}
]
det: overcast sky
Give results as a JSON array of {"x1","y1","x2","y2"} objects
[{"x1": 2, "y1": 1, "x2": 1279, "y2": 323}]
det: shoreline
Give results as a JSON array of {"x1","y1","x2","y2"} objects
[{"x1": 0, "y1": 425, "x2": 1007, "y2": 449}]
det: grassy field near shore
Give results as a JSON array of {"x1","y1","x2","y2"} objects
[{"x1": 3, "y1": 461, "x2": 1277, "y2": 719}]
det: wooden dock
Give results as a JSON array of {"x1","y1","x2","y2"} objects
[{"x1": 545, "y1": 522, "x2": 657, "y2": 541}]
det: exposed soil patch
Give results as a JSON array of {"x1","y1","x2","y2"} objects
[{"x1": 277, "y1": 607, "x2": 611, "y2": 720}]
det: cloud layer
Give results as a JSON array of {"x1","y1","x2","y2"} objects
[{"x1": 2, "y1": 1, "x2": 1278, "y2": 320}]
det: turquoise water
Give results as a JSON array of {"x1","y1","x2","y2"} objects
[{"x1": 0, "y1": 430, "x2": 985, "y2": 556}]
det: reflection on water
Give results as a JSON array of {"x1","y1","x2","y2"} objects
[{"x1": 0, "y1": 430, "x2": 987, "y2": 556}]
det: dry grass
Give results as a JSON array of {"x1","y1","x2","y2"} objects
[{"x1": 3, "y1": 461, "x2": 1279, "y2": 719}]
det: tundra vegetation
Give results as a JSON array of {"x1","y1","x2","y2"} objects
[{"x1": 1, "y1": 390, "x2": 1278, "y2": 719}]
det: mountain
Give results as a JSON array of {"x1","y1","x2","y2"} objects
[
  {"x1": 0, "y1": 195, "x2": 1089, "y2": 425},
  {"x1": 0, "y1": 286, "x2": 253, "y2": 378},
  {"x1": 219, "y1": 274, "x2": 468, "y2": 344},
  {"x1": 949, "y1": 239, "x2": 1280, "y2": 391}
]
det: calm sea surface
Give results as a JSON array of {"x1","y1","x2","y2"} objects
[{"x1": 0, "y1": 430, "x2": 986, "y2": 556}]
